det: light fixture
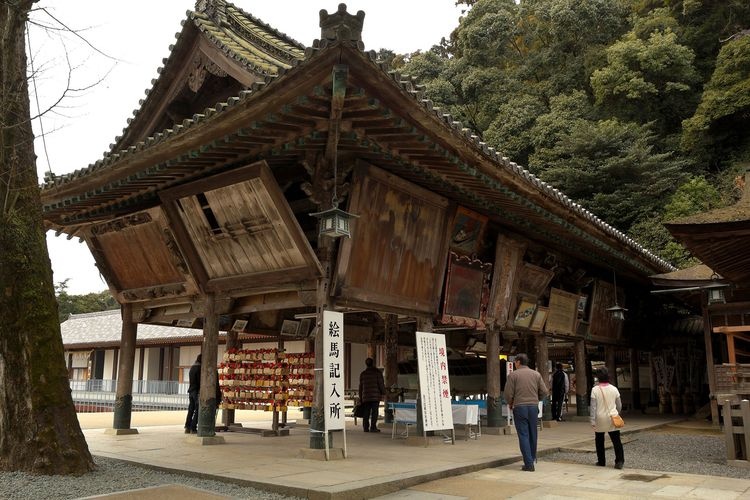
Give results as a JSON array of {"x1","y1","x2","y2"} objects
[
  {"x1": 310, "y1": 112, "x2": 358, "y2": 238},
  {"x1": 607, "y1": 268, "x2": 628, "y2": 321},
  {"x1": 707, "y1": 288, "x2": 726, "y2": 305},
  {"x1": 706, "y1": 273, "x2": 726, "y2": 305}
]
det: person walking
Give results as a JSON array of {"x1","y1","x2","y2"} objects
[
  {"x1": 504, "y1": 353, "x2": 548, "y2": 472},
  {"x1": 590, "y1": 367, "x2": 625, "y2": 469},
  {"x1": 551, "y1": 363, "x2": 568, "y2": 421},
  {"x1": 358, "y1": 358, "x2": 385, "y2": 433},
  {"x1": 184, "y1": 354, "x2": 201, "y2": 434}
]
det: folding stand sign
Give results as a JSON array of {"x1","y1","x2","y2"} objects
[
  {"x1": 416, "y1": 331, "x2": 455, "y2": 445},
  {"x1": 323, "y1": 310, "x2": 347, "y2": 460}
]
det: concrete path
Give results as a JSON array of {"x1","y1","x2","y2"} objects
[{"x1": 76, "y1": 411, "x2": 750, "y2": 500}]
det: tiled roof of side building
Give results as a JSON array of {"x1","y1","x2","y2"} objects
[{"x1": 61, "y1": 310, "x2": 202, "y2": 347}]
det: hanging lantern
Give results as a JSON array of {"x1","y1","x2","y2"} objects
[
  {"x1": 606, "y1": 304, "x2": 628, "y2": 321},
  {"x1": 706, "y1": 287, "x2": 726, "y2": 305},
  {"x1": 310, "y1": 205, "x2": 358, "y2": 239}
]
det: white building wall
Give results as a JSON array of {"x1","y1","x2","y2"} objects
[
  {"x1": 143, "y1": 347, "x2": 161, "y2": 381},
  {"x1": 349, "y1": 342, "x2": 368, "y2": 391},
  {"x1": 103, "y1": 349, "x2": 116, "y2": 380}
]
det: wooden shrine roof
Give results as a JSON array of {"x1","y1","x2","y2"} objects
[
  {"x1": 40, "y1": 2, "x2": 674, "y2": 281},
  {"x1": 665, "y1": 173, "x2": 750, "y2": 284}
]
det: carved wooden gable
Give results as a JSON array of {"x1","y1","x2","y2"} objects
[
  {"x1": 86, "y1": 207, "x2": 196, "y2": 303},
  {"x1": 160, "y1": 160, "x2": 322, "y2": 294}
]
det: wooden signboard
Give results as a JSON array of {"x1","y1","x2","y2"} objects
[
  {"x1": 546, "y1": 288, "x2": 579, "y2": 335},
  {"x1": 441, "y1": 253, "x2": 492, "y2": 328},
  {"x1": 517, "y1": 263, "x2": 554, "y2": 299},
  {"x1": 486, "y1": 235, "x2": 526, "y2": 329},
  {"x1": 449, "y1": 206, "x2": 488, "y2": 255},
  {"x1": 513, "y1": 299, "x2": 537, "y2": 328}
]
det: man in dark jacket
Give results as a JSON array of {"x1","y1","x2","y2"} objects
[
  {"x1": 551, "y1": 363, "x2": 568, "y2": 421},
  {"x1": 184, "y1": 354, "x2": 201, "y2": 433},
  {"x1": 358, "y1": 358, "x2": 385, "y2": 432}
]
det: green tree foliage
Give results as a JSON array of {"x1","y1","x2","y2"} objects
[
  {"x1": 590, "y1": 9, "x2": 700, "y2": 134},
  {"x1": 681, "y1": 35, "x2": 750, "y2": 168},
  {"x1": 402, "y1": 0, "x2": 749, "y2": 266},
  {"x1": 533, "y1": 118, "x2": 686, "y2": 229},
  {"x1": 55, "y1": 280, "x2": 118, "y2": 323},
  {"x1": 628, "y1": 176, "x2": 722, "y2": 267}
]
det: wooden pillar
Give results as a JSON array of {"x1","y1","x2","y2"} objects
[
  {"x1": 648, "y1": 352, "x2": 658, "y2": 406},
  {"x1": 310, "y1": 239, "x2": 334, "y2": 449},
  {"x1": 113, "y1": 303, "x2": 137, "y2": 431},
  {"x1": 384, "y1": 314, "x2": 399, "y2": 423},
  {"x1": 701, "y1": 305, "x2": 719, "y2": 425},
  {"x1": 197, "y1": 294, "x2": 219, "y2": 437},
  {"x1": 574, "y1": 339, "x2": 588, "y2": 415},
  {"x1": 605, "y1": 345, "x2": 617, "y2": 386},
  {"x1": 485, "y1": 234, "x2": 525, "y2": 428},
  {"x1": 486, "y1": 325, "x2": 503, "y2": 427},
  {"x1": 536, "y1": 333, "x2": 552, "y2": 420},
  {"x1": 222, "y1": 329, "x2": 240, "y2": 426},
  {"x1": 629, "y1": 348, "x2": 641, "y2": 410}
]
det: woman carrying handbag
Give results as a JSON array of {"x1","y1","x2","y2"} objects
[{"x1": 589, "y1": 367, "x2": 625, "y2": 469}]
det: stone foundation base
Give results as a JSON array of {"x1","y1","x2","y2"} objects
[
  {"x1": 104, "y1": 428, "x2": 139, "y2": 436},
  {"x1": 185, "y1": 435, "x2": 226, "y2": 445}
]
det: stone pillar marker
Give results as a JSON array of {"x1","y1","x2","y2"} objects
[{"x1": 110, "y1": 303, "x2": 138, "y2": 435}]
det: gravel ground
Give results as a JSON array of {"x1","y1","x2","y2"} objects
[
  {"x1": 541, "y1": 429, "x2": 750, "y2": 479},
  {"x1": 0, "y1": 456, "x2": 302, "y2": 500}
]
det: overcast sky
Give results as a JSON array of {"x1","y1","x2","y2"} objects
[{"x1": 31, "y1": 1, "x2": 467, "y2": 295}]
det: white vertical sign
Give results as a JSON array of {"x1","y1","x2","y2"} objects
[
  {"x1": 416, "y1": 331, "x2": 453, "y2": 431},
  {"x1": 323, "y1": 310, "x2": 345, "y2": 431}
]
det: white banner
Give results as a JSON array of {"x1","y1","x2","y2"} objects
[
  {"x1": 323, "y1": 311, "x2": 345, "y2": 431},
  {"x1": 416, "y1": 331, "x2": 454, "y2": 431}
]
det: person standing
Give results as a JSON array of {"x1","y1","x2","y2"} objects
[
  {"x1": 184, "y1": 354, "x2": 201, "y2": 434},
  {"x1": 358, "y1": 358, "x2": 385, "y2": 433},
  {"x1": 504, "y1": 353, "x2": 548, "y2": 472},
  {"x1": 590, "y1": 367, "x2": 625, "y2": 469},
  {"x1": 551, "y1": 363, "x2": 568, "y2": 421}
]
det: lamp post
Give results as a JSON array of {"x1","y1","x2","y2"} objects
[{"x1": 608, "y1": 269, "x2": 627, "y2": 321}]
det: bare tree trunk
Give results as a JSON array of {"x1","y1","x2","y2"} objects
[{"x1": 0, "y1": 0, "x2": 94, "y2": 474}]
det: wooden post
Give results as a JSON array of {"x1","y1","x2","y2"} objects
[
  {"x1": 222, "y1": 329, "x2": 240, "y2": 426},
  {"x1": 384, "y1": 314, "x2": 399, "y2": 423},
  {"x1": 486, "y1": 325, "x2": 504, "y2": 427},
  {"x1": 702, "y1": 305, "x2": 719, "y2": 425},
  {"x1": 485, "y1": 234, "x2": 525, "y2": 428},
  {"x1": 605, "y1": 345, "x2": 617, "y2": 386},
  {"x1": 113, "y1": 303, "x2": 137, "y2": 431},
  {"x1": 310, "y1": 240, "x2": 334, "y2": 449},
  {"x1": 629, "y1": 348, "x2": 640, "y2": 410},
  {"x1": 415, "y1": 316, "x2": 433, "y2": 435},
  {"x1": 536, "y1": 333, "x2": 552, "y2": 421},
  {"x1": 574, "y1": 339, "x2": 588, "y2": 416},
  {"x1": 197, "y1": 294, "x2": 219, "y2": 437}
]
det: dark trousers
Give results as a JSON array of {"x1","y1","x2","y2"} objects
[
  {"x1": 185, "y1": 390, "x2": 199, "y2": 431},
  {"x1": 595, "y1": 430, "x2": 624, "y2": 465},
  {"x1": 361, "y1": 400, "x2": 380, "y2": 431},
  {"x1": 551, "y1": 395, "x2": 564, "y2": 420},
  {"x1": 512, "y1": 405, "x2": 539, "y2": 468}
]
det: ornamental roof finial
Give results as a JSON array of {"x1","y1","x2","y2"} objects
[{"x1": 319, "y1": 4, "x2": 365, "y2": 43}]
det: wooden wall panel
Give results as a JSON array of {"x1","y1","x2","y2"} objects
[
  {"x1": 335, "y1": 163, "x2": 451, "y2": 314},
  {"x1": 589, "y1": 279, "x2": 624, "y2": 340},
  {"x1": 90, "y1": 210, "x2": 185, "y2": 291}
]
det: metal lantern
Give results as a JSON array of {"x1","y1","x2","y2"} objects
[
  {"x1": 310, "y1": 205, "x2": 358, "y2": 239},
  {"x1": 707, "y1": 287, "x2": 726, "y2": 305},
  {"x1": 606, "y1": 304, "x2": 628, "y2": 321}
]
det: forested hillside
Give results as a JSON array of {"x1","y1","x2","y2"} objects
[{"x1": 394, "y1": 0, "x2": 750, "y2": 269}]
